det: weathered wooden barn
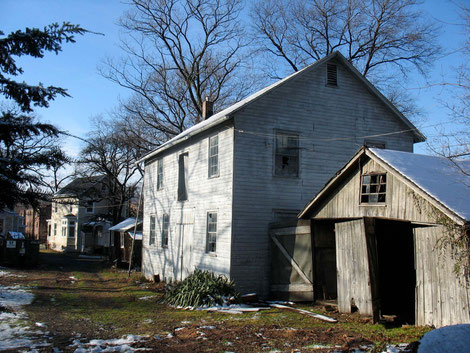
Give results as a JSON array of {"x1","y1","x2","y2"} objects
[
  {"x1": 299, "y1": 147, "x2": 470, "y2": 327},
  {"x1": 139, "y1": 51, "x2": 424, "y2": 298}
]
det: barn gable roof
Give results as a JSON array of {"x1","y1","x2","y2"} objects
[
  {"x1": 138, "y1": 52, "x2": 424, "y2": 163},
  {"x1": 299, "y1": 147, "x2": 470, "y2": 224}
]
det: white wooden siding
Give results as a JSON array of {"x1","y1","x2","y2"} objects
[
  {"x1": 231, "y1": 59, "x2": 416, "y2": 296},
  {"x1": 142, "y1": 123, "x2": 234, "y2": 282}
]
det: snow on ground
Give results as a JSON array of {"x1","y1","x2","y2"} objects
[
  {"x1": 0, "y1": 284, "x2": 51, "y2": 351},
  {"x1": 70, "y1": 335, "x2": 150, "y2": 352},
  {"x1": 417, "y1": 324, "x2": 470, "y2": 353}
]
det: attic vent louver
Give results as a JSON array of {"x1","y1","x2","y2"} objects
[{"x1": 327, "y1": 63, "x2": 337, "y2": 86}]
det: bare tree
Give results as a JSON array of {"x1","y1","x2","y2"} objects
[
  {"x1": 251, "y1": 0, "x2": 440, "y2": 115},
  {"x1": 77, "y1": 117, "x2": 141, "y2": 224},
  {"x1": 102, "y1": 0, "x2": 257, "y2": 152}
]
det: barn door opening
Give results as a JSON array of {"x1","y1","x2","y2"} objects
[
  {"x1": 312, "y1": 221, "x2": 337, "y2": 301},
  {"x1": 375, "y1": 219, "x2": 415, "y2": 324}
]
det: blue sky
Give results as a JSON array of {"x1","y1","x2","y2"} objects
[{"x1": 1, "y1": 0, "x2": 467, "y2": 156}]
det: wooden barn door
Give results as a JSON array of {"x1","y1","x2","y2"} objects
[
  {"x1": 335, "y1": 219, "x2": 373, "y2": 315},
  {"x1": 270, "y1": 220, "x2": 314, "y2": 301}
]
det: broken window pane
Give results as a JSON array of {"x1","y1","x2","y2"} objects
[
  {"x1": 275, "y1": 132, "x2": 299, "y2": 177},
  {"x1": 361, "y1": 173, "x2": 386, "y2": 204}
]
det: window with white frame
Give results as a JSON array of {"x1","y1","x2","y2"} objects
[
  {"x1": 54, "y1": 203, "x2": 58, "y2": 213},
  {"x1": 68, "y1": 221, "x2": 75, "y2": 238},
  {"x1": 120, "y1": 232, "x2": 125, "y2": 249},
  {"x1": 361, "y1": 173, "x2": 387, "y2": 204},
  {"x1": 206, "y1": 212, "x2": 217, "y2": 253},
  {"x1": 208, "y1": 135, "x2": 219, "y2": 177},
  {"x1": 149, "y1": 215, "x2": 156, "y2": 245},
  {"x1": 61, "y1": 220, "x2": 67, "y2": 236},
  {"x1": 275, "y1": 132, "x2": 299, "y2": 177},
  {"x1": 161, "y1": 214, "x2": 169, "y2": 247},
  {"x1": 54, "y1": 223, "x2": 57, "y2": 236},
  {"x1": 157, "y1": 158, "x2": 163, "y2": 190}
]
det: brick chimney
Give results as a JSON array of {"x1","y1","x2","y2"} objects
[{"x1": 202, "y1": 97, "x2": 214, "y2": 120}]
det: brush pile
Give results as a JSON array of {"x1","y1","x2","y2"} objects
[{"x1": 163, "y1": 269, "x2": 240, "y2": 308}]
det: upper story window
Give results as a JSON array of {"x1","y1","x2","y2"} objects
[
  {"x1": 161, "y1": 214, "x2": 169, "y2": 248},
  {"x1": 157, "y1": 159, "x2": 163, "y2": 190},
  {"x1": 275, "y1": 132, "x2": 299, "y2": 177},
  {"x1": 149, "y1": 215, "x2": 156, "y2": 246},
  {"x1": 206, "y1": 212, "x2": 217, "y2": 253},
  {"x1": 361, "y1": 173, "x2": 387, "y2": 204},
  {"x1": 54, "y1": 203, "x2": 58, "y2": 213},
  {"x1": 178, "y1": 153, "x2": 188, "y2": 201},
  {"x1": 208, "y1": 135, "x2": 219, "y2": 178},
  {"x1": 69, "y1": 204, "x2": 73, "y2": 213},
  {"x1": 86, "y1": 201, "x2": 94, "y2": 214},
  {"x1": 327, "y1": 63, "x2": 337, "y2": 86}
]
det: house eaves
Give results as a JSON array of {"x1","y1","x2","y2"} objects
[{"x1": 138, "y1": 52, "x2": 424, "y2": 164}]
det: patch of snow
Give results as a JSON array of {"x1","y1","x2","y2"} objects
[
  {"x1": 138, "y1": 295, "x2": 157, "y2": 300},
  {"x1": 71, "y1": 335, "x2": 148, "y2": 352},
  {"x1": 199, "y1": 325, "x2": 216, "y2": 330},
  {"x1": 417, "y1": 324, "x2": 470, "y2": 353},
  {"x1": 35, "y1": 322, "x2": 46, "y2": 327},
  {"x1": 0, "y1": 285, "x2": 51, "y2": 351}
]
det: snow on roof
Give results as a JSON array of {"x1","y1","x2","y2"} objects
[
  {"x1": 128, "y1": 231, "x2": 143, "y2": 240},
  {"x1": 109, "y1": 218, "x2": 142, "y2": 232},
  {"x1": 7, "y1": 232, "x2": 25, "y2": 239},
  {"x1": 138, "y1": 52, "x2": 423, "y2": 163},
  {"x1": 370, "y1": 148, "x2": 470, "y2": 221}
]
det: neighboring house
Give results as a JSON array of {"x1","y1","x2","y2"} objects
[
  {"x1": 109, "y1": 217, "x2": 143, "y2": 267},
  {"x1": 299, "y1": 147, "x2": 470, "y2": 327},
  {"x1": 16, "y1": 201, "x2": 51, "y2": 243},
  {"x1": 0, "y1": 209, "x2": 25, "y2": 237},
  {"x1": 138, "y1": 51, "x2": 425, "y2": 297},
  {"x1": 47, "y1": 176, "x2": 123, "y2": 253}
]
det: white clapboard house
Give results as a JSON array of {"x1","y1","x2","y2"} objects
[{"x1": 138, "y1": 51, "x2": 425, "y2": 297}]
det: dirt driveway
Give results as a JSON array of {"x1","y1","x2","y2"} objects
[{"x1": 0, "y1": 250, "x2": 429, "y2": 352}]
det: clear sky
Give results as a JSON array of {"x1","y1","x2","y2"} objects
[{"x1": 1, "y1": 0, "x2": 467, "y2": 156}]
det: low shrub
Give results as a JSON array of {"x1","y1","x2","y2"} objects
[{"x1": 163, "y1": 269, "x2": 240, "y2": 308}]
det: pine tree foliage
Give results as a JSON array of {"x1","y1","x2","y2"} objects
[{"x1": 0, "y1": 22, "x2": 85, "y2": 209}]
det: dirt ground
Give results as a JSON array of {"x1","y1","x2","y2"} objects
[{"x1": 0, "y1": 251, "x2": 429, "y2": 352}]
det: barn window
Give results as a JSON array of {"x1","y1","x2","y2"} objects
[
  {"x1": 206, "y1": 212, "x2": 217, "y2": 253},
  {"x1": 208, "y1": 135, "x2": 219, "y2": 178},
  {"x1": 149, "y1": 215, "x2": 156, "y2": 245},
  {"x1": 275, "y1": 132, "x2": 299, "y2": 177},
  {"x1": 157, "y1": 158, "x2": 163, "y2": 190},
  {"x1": 327, "y1": 63, "x2": 337, "y2": 86},
  {"x1": 161, "y1": 214, "x2": 169, "y2": 248},
  {"x1": 361, "y1": 173, "x2": 387, "y2": 203}
]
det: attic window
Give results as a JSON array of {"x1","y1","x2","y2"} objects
[
  {"x1": 327, "y1": 63, "x2": 337, "y2": 86},
  {"x1": 361, "y1": 173, "x2": 386, "y2": 203}
]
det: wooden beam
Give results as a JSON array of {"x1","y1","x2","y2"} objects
[{"x1": 270, "y1": 234, "x2": 313, "y2": 285}]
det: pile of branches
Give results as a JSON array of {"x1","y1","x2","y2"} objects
[{"x1": 163, "y1": 269, "x2": 240, "y2": 308}]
